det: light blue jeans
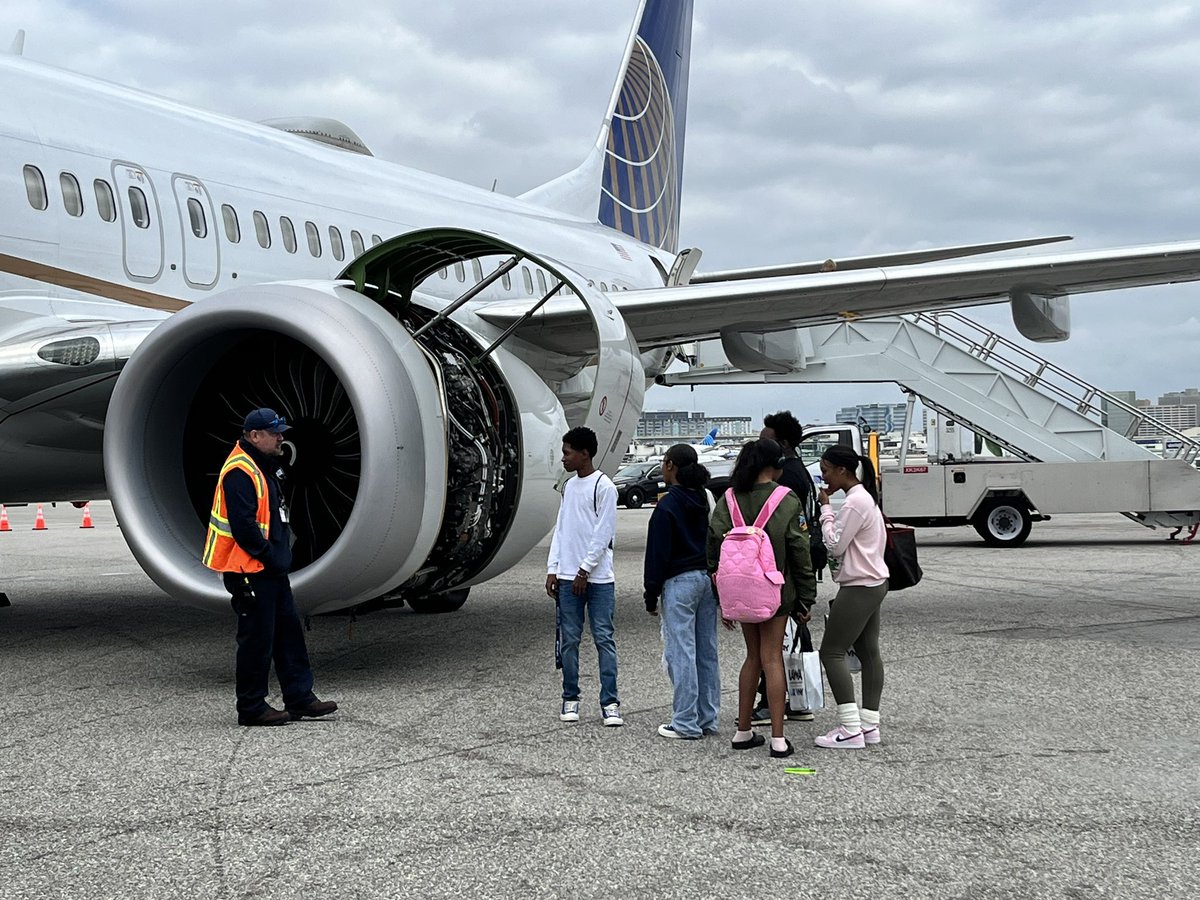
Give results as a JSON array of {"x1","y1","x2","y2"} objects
[
  {"x1": 661, "y1": 569, "x2": 721, "y2": 737},
  {"x1": 558, "y1": 581, "x2": 619, "y2": 707}
]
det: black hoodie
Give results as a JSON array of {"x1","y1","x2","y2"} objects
[{"x1": 643, "y1": 484, "x2": 711, "y2": 611}]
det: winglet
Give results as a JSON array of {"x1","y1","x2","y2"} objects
[{"x1": 8, "y1": 30, "x2": 24, "y2": 56}]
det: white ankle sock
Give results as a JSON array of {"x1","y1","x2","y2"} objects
[
  {"x1": 770, "y1": 736, "x2": 789, "y2": 752},
  {"x1": 835, "y1": 702, "x2": 862, "y2": 733},
  {"x1": 734, "y1": 729, "x2": 754, "y2": 742},
  {"x1": 861, "y1": 708, "x2": 880, "y2": 728}
]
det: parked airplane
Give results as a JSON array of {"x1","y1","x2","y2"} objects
[{"x1": 4, "y1": 1, "x2": 1200, "y2": 616}]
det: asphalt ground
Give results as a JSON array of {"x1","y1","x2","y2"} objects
[{"x1": 0, "y1": 501, "x2": 1197, "y2": 899}]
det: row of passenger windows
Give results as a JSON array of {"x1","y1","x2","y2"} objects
[
  {"x1": 23, "y1": 164, "x2": 629, "y2": 295},
  {"x1": 22, "y1": 164, "x2": 383, "y2": 263}
]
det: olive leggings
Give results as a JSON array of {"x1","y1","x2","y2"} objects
[{"x1": 819, "y1": 582, "x2": 888, "y2": 708}]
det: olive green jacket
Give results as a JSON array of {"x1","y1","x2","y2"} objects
[{"x1": 707, "y1": 481, "x2": 817, "y2": 617}]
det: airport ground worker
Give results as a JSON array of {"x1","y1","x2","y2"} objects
[
  {"x1": 203, "y1": 407, "x2": 338, "y2": 727},
  {"x1": 815, "y1": 443, "x2": 888, "y2": 749},
  {"x1": 643, "y1": 444, "x2": 720, "y2": 740},
  {"x1": 545, "y1": 426, "x2": 623, "y2": 727}
]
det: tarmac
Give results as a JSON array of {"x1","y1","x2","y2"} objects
[{"x1": 0, "y1": 501, "x2": 1197, "y2": 899}]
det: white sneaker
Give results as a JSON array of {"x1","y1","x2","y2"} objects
[
  {"x1": 814, "y1": 724, "x2": 865, "y2": 749},
  {"x1": 560, "y1": 700, "x2": 580, "y2": 722},
  {"x1": 601, "y1": 703, "x2": 624, "y2": 727},
  {"x1": 861, "y1": 724, "x2": 881, "y2": 745}
]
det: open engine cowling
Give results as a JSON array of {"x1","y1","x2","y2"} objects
[{"x1": 104, "y1": 279, "x2": 565, "y2": 615}]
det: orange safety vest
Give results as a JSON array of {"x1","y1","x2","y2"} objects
[{"x1": 202, "y1": 444, "x2": 271, "y2": 573}]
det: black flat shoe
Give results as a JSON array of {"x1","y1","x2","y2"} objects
[
  {"x1": 731, "y1": 733, "x2": 766, "y2": 750},
  {"x1": 770, "y1": 738, "x2": 796, "y2": 759}
]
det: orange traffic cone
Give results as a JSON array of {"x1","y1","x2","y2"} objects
[
  {"x1": 32, "y1": 503, "x2": 47, "y2": 530},
  {"x1": 0, "y1": 505, "x2": 10, "y2": 532},
  {"x1": 80, "y1": 502, "x2": 94, "y2": 529}
]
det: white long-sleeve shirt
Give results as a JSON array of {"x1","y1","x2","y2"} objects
[{"x1": 547, "y1": 470, "x2": 617, "y2": 583}]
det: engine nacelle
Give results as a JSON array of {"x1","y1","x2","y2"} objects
[{"x1": 104, "y1": 280, "x2": 565, "y2": 615}]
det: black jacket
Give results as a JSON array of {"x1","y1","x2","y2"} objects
[
  {"x1": 223, "y1": 439, "x2": 292, "y2": 577},
  {"x1": 777, "y1": 457, "x2": 813, "y2": 507},
  {"x1": 643, "y1": 484, "x2": 710, "y2": 611}
]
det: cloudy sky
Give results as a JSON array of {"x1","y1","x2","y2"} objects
[{"x1": 5, "y1": 1, "x2": 1200, "y2": 426}]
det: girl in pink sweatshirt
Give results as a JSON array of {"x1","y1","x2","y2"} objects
[{"x1": 815, "y1": 444, "x2": 888, "y2": 749}]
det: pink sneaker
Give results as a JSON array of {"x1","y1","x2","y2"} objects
[
  {"x1": 814, "y1": 725, "x2": 865, "y2": 749},
  {"x1": 861, "y1": 724, "x2": 881, "y2": 745}
]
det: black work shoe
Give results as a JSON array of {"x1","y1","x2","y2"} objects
[
  {"x1": 287, "y1": 699, "x2": 339, "y2": 720},
  {"x1": 238, "y1": 706, "x2": 291, "y2": 727}
]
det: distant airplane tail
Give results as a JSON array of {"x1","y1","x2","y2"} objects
[
  {"x1": 520, "y1": 0, "x2": 693, "y2": 254},
  {"x1": 702, "y1": 426, "x2": 718, "y2": 446}
]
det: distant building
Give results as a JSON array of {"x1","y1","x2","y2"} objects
[
  {"x1": 1101, "y1": 390, "x2": 1140, "y2": 438},
  {"x1": 835, "y1": 402, "x2": 908, "y2": 434},
  {"x1": 636, "y1": 410, "x2": 753, "y2": 440},
  {"x1": 1135, "y1": 403, "x2": 1198, "y2": 438}
]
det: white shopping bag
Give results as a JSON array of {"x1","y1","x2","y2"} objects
[{"x1": 783, "y1": 619, "x2": 825, "y2": 711}]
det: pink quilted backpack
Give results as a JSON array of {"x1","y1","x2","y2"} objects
[{"x1": 715, "y1": 486, "x2": 792, "y2": 623}]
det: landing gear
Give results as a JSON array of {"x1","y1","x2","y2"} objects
[
  {"x1": 406, "y1": 588, "x2": 470, "y2": 614},
  {"x1": 972, "y1": 499, "x2": 1033, "y2": 547}
]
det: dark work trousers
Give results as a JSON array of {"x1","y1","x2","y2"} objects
[{"x1": 231, "y1": 572, "x2": 316, "y2": 714}]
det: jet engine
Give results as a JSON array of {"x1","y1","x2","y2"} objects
[{"x1": 104, "y1": 275, "x2": 568, "y2": 616}]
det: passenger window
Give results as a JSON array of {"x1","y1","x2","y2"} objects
[
  {"x1": 23, "y1": 165, "x2": 48, "y2": 210},
  {"x1": 370, "y1": 234, "x2": 382, "y2": 246},
  {"x1": 186, "y1": 198, "x2": 207, "y2": 238},
  {"x1": 438, "y1": 267, "x2": 448, "y2": 279},
  {"x1": 305, "y1": 221, "x2": 321, "y2": 257},
  {"x1": 280, "y1": 216, "x2": 297, "y2": 253},
  {"x1": 93, "y1": 179, "x2": 116, "y2": 222},
  {"x1": 350, "y1": 230, "x2": 364, "y2": 257},
  {"x1": 536, "y1": 270, "x2": 548, "y2": 294},
  {"x1": 600, "y1": 281, "x2": 608, "y2": 292},
  {"x1": 454, "y1": 262, "x2": 465, "y2": 282},
  {"x1": 329, "y1": 226, "x2": 344, "y2": 261},
  {"x1": 128, "y1": 187, "x2": 150, "y2": 228},
  {"x1": 501, "y1": 267, "x2": 511, "y2": 291},
  {"x1": 522, "y1": 266, "x2": 533, "y2": 294},
  {"x1": 471, "y1": 259, "x2": 483, "y2": 283},
  {"x1": 60, "y1": 172, "x2": 84, "y2": 217},
  {"x1": 253, "y1": 211, "x2": 271, "y2": 248},
  {"x1": 221, "y1": 204, "x2": 240, "y2": 243}
]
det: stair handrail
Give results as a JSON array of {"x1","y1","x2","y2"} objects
[{"x1": 910, "y1": 311, "x2": 1200, "y2": 464}]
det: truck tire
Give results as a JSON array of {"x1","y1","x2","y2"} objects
[
  {"x1": 624, "y1": 488, "x2": 644, "y2": 509},
  {"x1": 973, "y1": 500, "x2": 1032, "y2": 547},
  {"x1": 407, "y1": 588, "x2": 470, "y2": 614}
]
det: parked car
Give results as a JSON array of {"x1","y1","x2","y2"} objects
[{"x1": 613, "y1": 460, "x2": 664, "y2": 509}]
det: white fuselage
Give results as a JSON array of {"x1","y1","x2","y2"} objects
[{"x1": 0, "y1": 55, "x2": 671, "y2": 323}]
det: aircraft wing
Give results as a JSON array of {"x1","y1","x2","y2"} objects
[{"x1": 477, "y1": 240, "x2": 1200, "y2": 354}]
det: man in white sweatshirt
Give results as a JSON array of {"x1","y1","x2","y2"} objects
[{"x1": 544, "y1": 426, "x2": 623, "y2": 726}]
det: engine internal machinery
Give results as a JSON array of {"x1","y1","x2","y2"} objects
[{"x1": 104, "y1": 283, "x2": 565, "y2": 615}]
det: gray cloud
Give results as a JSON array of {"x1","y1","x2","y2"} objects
[{"x1": 3, "y1": 0, "x2": 1198, "y2": 422}]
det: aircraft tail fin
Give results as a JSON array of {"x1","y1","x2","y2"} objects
[
  {"x1": 519, "y1": 1, "x2": 693, "y2": 253},
  {"x1": 702, "y1": 426, "x2": 717, "y2": 446}
]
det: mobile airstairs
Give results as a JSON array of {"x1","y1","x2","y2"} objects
[{"x1": 661, "y1": 311, "x2": 1200, "y2": 541}]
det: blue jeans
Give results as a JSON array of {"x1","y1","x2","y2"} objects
[
  {"x1": 557, "y1": 581, "x2": 619, "y2": 707},
  {"x1": 661, "y1": 570, "x2": 721, "y2": 737}
]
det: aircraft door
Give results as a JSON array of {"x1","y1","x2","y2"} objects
[
  {"x1": 171, "y1": 175, "x2": 219, "y2": 288},
  {"x1": 111, "y1": 162, "x2": 164, "y2": 282}
]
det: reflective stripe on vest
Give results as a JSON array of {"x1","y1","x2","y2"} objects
[{"x1": 201, "y1": 444, "x2": 271, "y2": 573}]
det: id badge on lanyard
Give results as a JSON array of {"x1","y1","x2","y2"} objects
[{"x1": 278, "y1": 501, "x2": 290, "y2": 524}]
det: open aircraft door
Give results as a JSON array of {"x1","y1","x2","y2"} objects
[
  {"x1": 111, "y1": 161, "x2": 163, "y2": 282},
  {"x1": 171, "y1": 175, "x2": 219, "y2": 288}
]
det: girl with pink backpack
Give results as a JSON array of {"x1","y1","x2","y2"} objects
[{"x1": 707, "y1": 438, "x2": 817, "y2": 758}]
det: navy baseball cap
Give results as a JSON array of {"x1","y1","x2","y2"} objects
[{"x1": 243, "y1": 408, "x2": 290, "y2": 433}]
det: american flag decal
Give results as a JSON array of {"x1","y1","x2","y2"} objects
[{"x1": 611, "y1": 242, "x2": 632, "y2": 261}]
